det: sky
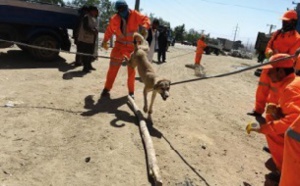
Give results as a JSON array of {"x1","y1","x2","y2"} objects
[
  {"x1": 66, "y1": 0, "x2": 297, "y2": 46},
  {"x1": 124, "y1": 0, "x2": 297, "y2": 47}
]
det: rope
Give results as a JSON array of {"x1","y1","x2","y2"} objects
[
  {"x1": 171, "y1": 55, "x2": 296, "y2": 86},
  {"x1": 0, "y1": 38, "x2": 124, "y2": 60}
]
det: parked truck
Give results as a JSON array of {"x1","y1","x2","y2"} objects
[
  {"x1": 204, "y1": 37, "x2": 222, "y2": 56},
  {"x1": 254, "y1": 32, "x2": 272, "y2": 63},
  {"x1": 0, "y1": 0, "x2": 79, "y2": 61}
]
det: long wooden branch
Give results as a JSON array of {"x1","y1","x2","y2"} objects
[{"x1": 127, "y1": 95, "x2": 163, "y2": 186}]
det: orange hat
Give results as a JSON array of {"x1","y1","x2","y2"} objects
[
  {"x1": 263, "y1": 53, "x2": 294, "y2": 69},
  {"x1": 281, "y1": 10, "x2": 297, "y2": 21}
]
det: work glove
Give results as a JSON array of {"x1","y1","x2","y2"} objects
[
  {"x1": 101, "y1": 41, "x2": 109, "y2": 50},
  {"x1": 265, "y1": 50, "x2": 273, "y2": 59},
  {"x1": 246, "y1": 122, "x2": 261, "y2": 134},
  {"x1": 247, "y1": 110, "x2": 262, "y2": 117},
  {"x1": 266, "y1": 104, "x2": 284, "y2": 120}
]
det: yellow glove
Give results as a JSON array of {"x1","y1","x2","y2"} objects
[
  {"x1": 101, "y1": 41, "x2": 109, "y2": 50},
  {"x1": 265, "y1": 50, "x2": 273, "y2": 59},
  {"x1": 246, "y1": 122, "x2": 261, "y2": 134}
]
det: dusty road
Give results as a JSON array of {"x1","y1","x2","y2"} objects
[{"x1": 0, "y1": 43, "x2": 270, "y2": 186}]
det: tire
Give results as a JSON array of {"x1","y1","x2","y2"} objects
[
  {"x1": 17, "y1": 44, "x2": 30, "y2": 53},
  {"x1": 214, "y1": 49, "x2": 220, "y2": 56},
  {"x1": 29, "y1": 35, "x2": 59, "y2": 61},
  {"x1": 0, "y1": 24, "x2": 17, "y2": 48}
]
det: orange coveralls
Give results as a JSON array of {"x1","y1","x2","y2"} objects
[
  {"x1": 260, "y1": 74, "x2": 300, "y2": 171},
  {"x1": 254, "y1": 30, "x2": 300, "y2": 172},
  {"x1": 255, "y1": 30, "x2": 300, "y2": 114},
  {"x1": 194, "y1": 39, "x2": 207, "y2": 65},
  {"x1": 102, "y1": 10, "x2": 150, "y2": 94},
  {"x1": 280, "y1": 116, "x2": 300, "y2": 186}
]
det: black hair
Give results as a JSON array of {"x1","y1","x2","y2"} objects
[
  {"x1": 152, "y1": 19, "x2": 160, "y2": 25},
  {"x1": 88, "y1": 5, "x2": 98, "y2": 12}
]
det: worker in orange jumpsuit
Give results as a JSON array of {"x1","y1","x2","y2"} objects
[
  {"x1": 246, "y1": 53, "x2": 300, "y2": 185},
  {"x1": 280, "y1": 118, "x2": 300, "y2": 186},
  {"x1": 195, "y1": 35, "x2": 207, "y2": 65},
  {"x1": 248, "y1": 10, "x2": 300, "y2": 117},
  {"x1": 247, "y1": 10, "x2": 300, "y2": 174},
  {"x1": 100, "y1": 0, "x2": 150, "y2": 98},
  {"x1": 279, "y1": 55, "x2": 300, "y2": 186},
  {"x1": 194, "y1": 35, "x2": 207, "y2": 76}
]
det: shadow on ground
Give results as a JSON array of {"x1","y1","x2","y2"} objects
[
  {"x1": 81, "y1": 95, "x2": 136, "y2": 128},
  {"x1": 0, "y1": 50, "x2": 75, "y2": 72}
]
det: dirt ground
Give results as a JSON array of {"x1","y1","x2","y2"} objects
[{"x1": 0, "y1": 41, "x2": 271, "y2": 186}]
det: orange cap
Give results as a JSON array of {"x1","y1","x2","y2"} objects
[
  {"x1": 263, "y1": 53, "x2": 294, "y2": 69},
  {"x1": 281, "y1": 10, "x2": 297, "y2": 21}
]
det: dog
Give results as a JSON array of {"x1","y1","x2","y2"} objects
[{"x1": 125, "y1": 32, "x2": 171, "y2": 115}]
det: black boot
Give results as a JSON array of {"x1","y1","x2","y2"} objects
[{"x1": 101, "y1": 88, "x2": 110, "y2": 97}]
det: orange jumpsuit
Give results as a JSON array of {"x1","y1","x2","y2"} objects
[
  {"x1": 260, "y1": 74, "x2": 300, "y2": 171},
  {"x1": 194, "y1": 39, "x2": 207, "y2": 65},
  {"x1": 255, "y1": 29, "x2": 300, "y2": 114},
  {"x1": 254, "y1": 30, "x2": 300, "y2": 172},
  {"x1": 102, "y1": 10, "x2": 150, "y2": 94},
  {"x1": 280, "y1": 117, "x2": 300, "y2": 186}
]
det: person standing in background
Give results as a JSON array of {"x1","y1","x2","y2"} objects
[
  {"x1": 146, "y1": 19, "x2": 159, "y2": 63},
  {"x1": 157, "y1": 26, "x2": 168, "y2": 63}
]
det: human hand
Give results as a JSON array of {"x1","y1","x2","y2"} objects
[
  {"x1": 101, "y1": 41, "x2": 109, "y2": 50},
  {"x1": 265, "y1": 50, "x2": 273, "y2": 59},
  {"x1": 246, "y1": 122, "x2": 261, "y2": 134},
  {"x1": 266, "y1": 104, "x2": 283, "y2": 120}
]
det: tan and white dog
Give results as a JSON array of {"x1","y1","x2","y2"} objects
[{"x1": 126, "y1": 32, "x2": 171, "y2": 115}]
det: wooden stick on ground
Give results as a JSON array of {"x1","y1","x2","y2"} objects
[{"x1": 127, "y1": 95, "x2": 163, "y2": 186}]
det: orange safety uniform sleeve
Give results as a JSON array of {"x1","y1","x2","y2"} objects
[
  {"x1": 280, "y1": 124, "x2": 300, "y2": 186},
  {"x1": 260, "y1": 75, "x2": 299, "y2": 135},
  {"x1": 254, "y1": 69, "x2": 271, "y2": 114},
  {"x1": 266, "y1": 30, "x2": 300, "y2": 55}
]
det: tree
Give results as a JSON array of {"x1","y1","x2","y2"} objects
[
  {"x1": 65, "y1": 0, "x2": 115, "y2": 32},
  {"x1": 173, "y1": 24, "x2": 185, "y2": 42},
  {"x1": 27, "y1": 0, "x2": 65, "y2": 5},
  {"x1": 65, "y1": 0, "x2": 100, "y2": 7}
]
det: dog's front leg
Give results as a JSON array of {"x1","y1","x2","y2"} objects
[
  {"x1": 143, "y1": 88, "x2": 148, "y2": 113},
  {"x1": 148, "y1": 91, "x2": 157, "y2": 114}
]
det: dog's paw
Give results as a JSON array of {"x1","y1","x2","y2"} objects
[
  {"x1": 143, "y1": 106, "x2": 148, "y2": 113},
  {"x1": 148, "y1": 109, "x2": 153, "y2": 114}
]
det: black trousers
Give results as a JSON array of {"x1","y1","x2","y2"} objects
[
  {"x1": 157, "y1": 49, "x2": 166, "y2": 62},
  {"x1": 77, "y1": 41, "x2": 95, "y2": 69}
]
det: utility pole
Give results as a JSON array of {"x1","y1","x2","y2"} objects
[
  {"x1": 233, "y1": 24, "x2": 239, "y2": 42},
  {"x1": 135, "y1": 0, "x2": 140, "y2": 11},
  {"x1": 200, "y1": 29, "x2": 205, "y2": 35},
  {"x1": 267, "y1": 24, "x2": 276, "y2": 34}
]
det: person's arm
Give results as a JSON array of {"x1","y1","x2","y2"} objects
[
  {"x1": 260, "y1": 86, "x2": 300, "y2": 134},
  {"x1": 265, "y1": 30, "x2": 280, "y2": 56},
  {"x1": 134, "y1": 10, "x2": 150, "y2": 29},
  {"x1": 103, "y1": 15, "x2": 122, "y2": 42},
  {"x1": 82, "y1": 16, "x2": 94, "y2": 33}
]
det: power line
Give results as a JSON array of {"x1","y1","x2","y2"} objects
[{"x1": 200, "y1": 0, "x2": 282, "y2": 14}]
